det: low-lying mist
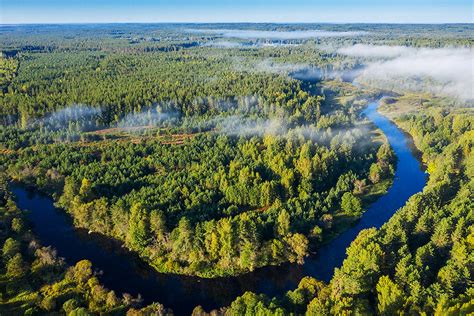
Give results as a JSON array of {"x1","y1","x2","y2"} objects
[
  {"x1": 117, "y1": 109, "x2": 179, "y2": 128},
  {"x1": 200, "y1": 112, "x2": 371, "y2": 150},
  {"x1": 337, "y1": 44, "x2": 474, "y2": 101},
  {"x1": 337, "y1": 44, "x2": 415, "y2": 58},
  {"x1": 202, "y1": 40, "x2": 247, "y2": 48},
  {"x1": 29, "y1": 100, "x2": 371, "y2": 151},
  {"x1": 201, "y1": 40, "x2": 301, "y2": 49},
  {"x1": 34, "y1": 105, "x2": 103, "y2": 130},
  {"x1": 188, "y1": 29, "x2": 369, "y2": 40}
]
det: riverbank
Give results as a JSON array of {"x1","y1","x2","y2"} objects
[{"x1": 11, "y1": 97, "x2": 427, "y2": 315}]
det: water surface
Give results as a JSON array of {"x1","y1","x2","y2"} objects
[{"x1": 12, "y1": 98, "x2": 427, "y2": 315}]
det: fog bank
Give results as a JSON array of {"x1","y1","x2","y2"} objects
[
  {"x1": 338, "y1": 45, "x2": 474, "y2": 101},
  {"x1": 35, "y1": 105, "x2": 102, "y2": 130},
  {"x1": 337, "y1": 44, "x2": 415, "y2": 58},
  {"x1": 189, "y1": 29, "x2": 368, "y2": 40}
]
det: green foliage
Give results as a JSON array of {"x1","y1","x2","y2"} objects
[
  {"x1": 369, "y1": 163, "x2": 383, "y2": 184},
  {"x1": 69, "y1": 259, "x2": 93, "y2": 285},
  {"x1": 5, "y1": 23, "x2": 469, "y2": 315},
  {"x1": 127, "y1": 203, "x2": 150, "y2": 249},
  {"x1": 6, "y1": 253, "x2": 28, "y2": 278},
  {"x1": 63, "y1": 299, "x2": 80, "y2": 313},
  {"x1": 276, "y1": 209, "x2": 291, "y2": 237},
  {"x1": 340, "y1": 192, "x2": 363, "y2": 216},
  {"x1": 0, "y1": 23, "x2": 395, "y2": 278},
  {"x1": 327, "y1": 102, "x2": 473, "y2": 315},
  {"x1": 4, "y1": 112, "x2": 382, "y2": 277},
  {"x1": 376, "y1": 275, "x2": 405, "y2": 315},
  {"x1": 225, "y1": 292, "x2": 286, "y2": 315},
  {"x1": 2, "y1": 237, "x2": 20, "y2": 258},
  {"x1": 0, "y1": 175, "x2": 168, "y2": 315},
  {"x1": 221, "y1": 89, "x2": 472, "y2": 315}
]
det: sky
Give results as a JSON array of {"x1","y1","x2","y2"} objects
[{"x1": 1, "y1": 0, "x2": 473, "y2": 24}]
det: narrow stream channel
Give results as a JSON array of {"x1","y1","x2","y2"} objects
[{"x1": 11, "y1": 98, "x2": 427, "y2": 315}]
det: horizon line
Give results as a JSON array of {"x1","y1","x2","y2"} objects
[{"x1": 2, "y1": 21, "x2": 473, "y2": 26}]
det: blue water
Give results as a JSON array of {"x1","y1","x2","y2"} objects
[
  {"x1": 300, "y1": 100, "x2": 427, "y2": 280},
  {"x1": 11, "y1": 99, "x2": 427, "y2": 315}
]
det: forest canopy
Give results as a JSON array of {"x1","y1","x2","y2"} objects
[{"x1": 1, "y1": 23, "x2": 472, "y2": 315}]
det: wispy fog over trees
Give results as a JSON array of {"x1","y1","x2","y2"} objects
[{"x1": 0, "y1": 23, "x2": 472, "y2": 315}]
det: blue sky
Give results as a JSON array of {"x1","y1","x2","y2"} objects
[{"x1": 1, "y1": 0, "x2": 472, "y2": 24}]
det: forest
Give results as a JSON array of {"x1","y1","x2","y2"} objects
[
  {"x1": 0, "y1": 24, "x2": 397, "y2": 279},
  {"x1": 0, "y1": 23, "x2": 472, "y2": 315},
  {"x1": 0, "y1": 172, "x2": 172, "y2": 315},
  {"x1": 214, "y1": 95, "x2": 473, "y2": 315}
]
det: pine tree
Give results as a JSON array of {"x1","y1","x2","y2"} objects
[
  {"x1": 127, "y1": 203, "x2": 149, "y2": 249},
  {"x1": 376, "y1": 276, "x2": 405, "y2": 315},
  {"x1": 341, "y1": 192, "x2": 363, "y2": 216},
  {"x1": 276, "y1": 209, "x2": 291, "y2": 237}
]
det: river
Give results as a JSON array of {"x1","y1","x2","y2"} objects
[{"x1": 11, "y1": 98, "x2": 427, "y2": 315}]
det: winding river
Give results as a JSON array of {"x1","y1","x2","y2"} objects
[{"x1": 11, "y1": 98, "x2": 427, "y2": 315}]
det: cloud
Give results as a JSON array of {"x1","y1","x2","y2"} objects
[
  {"x1": 337, "y1": 44, "x2": 415, "y2": 58},
  {"x1": 200, "y1": 40, "x2": 302, "y2": 49},
  {"x1": 188, "y1": 29, "x2": 368, "y2": 40},
  {"x1": 260, "y1": 43, "x2": 301, "y2": 47},
  {"x1": 337, "y1": 45, "x2": 474, "y2": 101},
  {"x1": 202, "y1": 40, "x2": 245, "y2": 48},
  {"x1": 292, "y1": 67, "x2": 364, "y2": 83}
]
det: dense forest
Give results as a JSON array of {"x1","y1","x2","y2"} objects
[
  {"x1": 1, "y1": 23, "x2": 472, "y2": 315},
  {"x1": 0, "y1": 24, "x2": 397, "y2": 279},
  {"x1": 0, "y1": 171, "x2": 173, "y2": 314},
  {"x1": 0, "y1": 58, "x2": 393, "y2": 277},
  {"x1": 213, "y1": 94, "x2": 473, "y2": 316}
]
